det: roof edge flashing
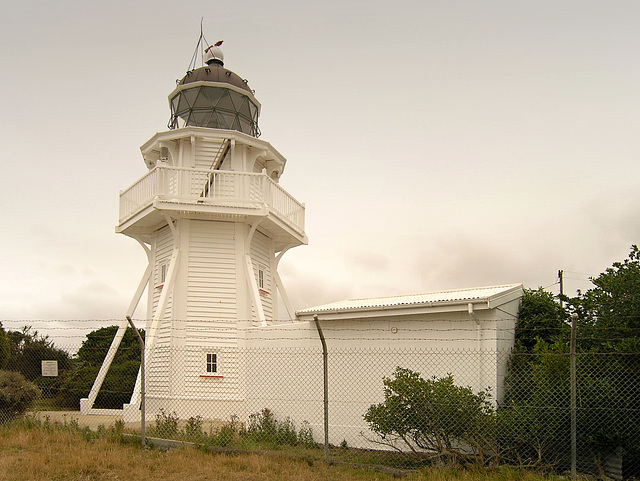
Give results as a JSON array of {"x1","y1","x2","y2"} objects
[{"x1": 296, "y1": 284, "x2": 524, "y2": 318}]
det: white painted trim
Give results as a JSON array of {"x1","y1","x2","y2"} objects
[
  {"x1": 274, "y1": 245, "x2": 296, "y2": 320},
  {"x1": 244, "y1": 221, "x2": 266, "y2": 325},
  {"x1": 146, "y1": 221, "x2": 179, "y2": 352},
  {"x1": 140, "y1": 127, "x2": 286, "y2": 169}
]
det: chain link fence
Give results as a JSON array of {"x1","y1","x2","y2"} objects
[{"x1": 1, "y1": 319, "x2": 638, "y2": 478}]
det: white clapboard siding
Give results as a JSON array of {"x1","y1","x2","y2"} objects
[
  {"x1": 186, "y1": 319, "x2": 238, "y2": 346},
  {"x1": 187, "y1": 220, "x2": 237, "y2": 321},
  {"x1": 251, "y1": 230, "x2": 273, "y2": 320},
  {"x1": 184, "y1": 219, "x2": 240, "y2": 399},
  {"x1": 182, "y1": 345, "x2": 241, "y2": 399},
  {"x1": 147, "y1": 346, "x2": 171, "y2": 395},
  {"x1": 155, "y1": 318, "x2": 173, "y2": 348}
]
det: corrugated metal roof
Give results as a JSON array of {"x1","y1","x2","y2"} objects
[{"x1": 296, "y1": 283, "x2": 523, "y2": 314}]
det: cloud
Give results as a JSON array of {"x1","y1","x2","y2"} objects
[
  {"x1": 584, "y1": 187, "x2": 640, "y2": 245},
  {"x1": 279, "y1": 260, "x2": 356, "y2": 311},
  {"x1": 344, "y1": 251, "x2": 391, "y2": 274},
  {"x1": 1, "y1": 279, "x2": 132, "y2": 321},
  {"x1": 411, "y1": 233, "x2": 531, "y2": 291}
]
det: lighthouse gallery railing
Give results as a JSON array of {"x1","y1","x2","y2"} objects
[{"x1": 119, "y1": 165, "x2": 305, "y2": 233}]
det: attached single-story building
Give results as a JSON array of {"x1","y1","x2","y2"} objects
[{"x1": 241, "y1": 283, "x2": 523, "y2": 447}]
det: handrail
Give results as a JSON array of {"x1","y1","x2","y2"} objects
[{"x1": 119, "y1": 166, "x2": 305, "y2": 233}]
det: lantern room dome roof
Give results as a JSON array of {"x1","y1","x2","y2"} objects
[{"x1": 177, "y1": 64, "x2": 253, "y2": 94}]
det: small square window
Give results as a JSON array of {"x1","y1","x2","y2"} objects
[{"x1": 206, "y1": 353, "x2": 218, "y2": 373}]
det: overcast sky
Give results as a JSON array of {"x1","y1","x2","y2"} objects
[{"x1": 2, "y1": 0, "x2": 639, "y2": 342}]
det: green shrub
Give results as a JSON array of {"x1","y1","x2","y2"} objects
[
  {"x1": 211, "y1": 417, "x2": 241, "y2": 447},
  {"x1": 298, "y1": 421, "x2": 316, "y2": 448},
  {"x1": 184, "y1": 416, "x2": 205, "y2": 442},
  {"x1": 364, "y1": 368, "x2": 496, "y2": 465},
  {"x1": 0, "y1": 370, "x2": 40, "y2": 423},
  {"x1": 276, "y1": 417, "x2": 298, "y2": 446},
  {"x1": 152, "y1": 409, "x2": 179, "y2": 438},
  {"x1": 145, "y1": 408, "x2": 316, "y2": 449},
  {"x1": 247, "y1": 408, "x2": 278, "y2": 443}
]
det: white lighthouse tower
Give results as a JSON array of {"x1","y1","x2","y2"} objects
[{"x1": 82, "y1": 41, "x2": 307, "y2": 419}]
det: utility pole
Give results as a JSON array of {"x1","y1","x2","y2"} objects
[{"x1": 558, "y1": 270, "x2": 564, "y2": 307}]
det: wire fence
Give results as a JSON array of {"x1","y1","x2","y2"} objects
[{"x1": 1, "y1": 319, "x2": 639, "y2": 478}]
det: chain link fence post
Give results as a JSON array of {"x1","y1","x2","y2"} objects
[
  {"x1": 570, "y1": 313, "x2": 578, "y2": 478},
  {"x1": 313, "y1": 315, "x2": 329, "y2": 462}
]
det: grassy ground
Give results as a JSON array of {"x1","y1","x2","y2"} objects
[{"x1": 0, "y1": 421, "x2": 554, "y2": 481}]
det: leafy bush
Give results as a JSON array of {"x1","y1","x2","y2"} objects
[
  {"x1": 364, "y1": 368, "x2": 497, "y2": 465},
  {"x1": 153, "y1": 409, "x2": 179, "y2": 438},
  {"x1": 144, "y1": 408, "x2": 314, "y2": 448},
  {"x1": 0, "y1": 370, "x2": 40, "y2": 423},
  {"x1": 210, "y1": 415, "x2": 242, "y2": 447},
  {"x1": 298, "y1": 421, "x2": 317, "y2": 448},
  {"x1": 202, "y1": 410, "x2": 316, "y2": 448},
  {"x1": 184, "y1": 415, "x2": 205, "y2": 441},
  {"x1": 247, "y1": 408, "x2": 301, "y2": 446}
]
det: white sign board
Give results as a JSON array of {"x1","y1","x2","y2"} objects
[{"x1": 41, "y1": 360, "x2": 59, "y2": 377}]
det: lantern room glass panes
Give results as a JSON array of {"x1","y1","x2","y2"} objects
[
  {"x1": 169, "y1": 85, "x2": 260, "y2": 137},
  {"x1": 217, "y1": 92, "x2": 235, "y2": 111},
  {"x1": 202, "y1": 88, "x2": 224, "y2": 104}
]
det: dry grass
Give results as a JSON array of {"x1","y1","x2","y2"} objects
[{"x1": 0, "y1": 422, "x2": 552, "y2": 481}]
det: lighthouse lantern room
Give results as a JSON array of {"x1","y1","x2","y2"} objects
[{"x1": 81, "y1": 38, "x2": 307, "y2": 419}]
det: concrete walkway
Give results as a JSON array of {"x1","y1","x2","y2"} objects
[{"x1": 32, "y1": 411, "x2": 141, "y2": 430}]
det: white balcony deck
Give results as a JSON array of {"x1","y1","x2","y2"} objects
[{"x1": 119, "y1": 165, "x2": 305, "y2": 236}]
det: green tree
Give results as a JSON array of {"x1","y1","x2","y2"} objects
[
  {"x1": 500, "y1": 338, "x2": 572, "y2": 469},
  {"x1": 515, "y1": 288, "x2": 568, "y2": 351},
  {"x1": 4, "y1": 326, "x2": 72, "y2": 400},
  {"x1": 364, "y1": 368, "x2": 497, "y2": 465},
  {"x1": 502, "y1": 247, "x2": 640, "y2": 476},
  {"x1": 569, "y1": 245, "x2": 640, "y2": 341},
  {"x1": 566, "y1": 245, "x2": 640, "y2": 477},
  {"x1": 55, "y1": 326, "x2": 143, "y2": 409},
  {"x1": 0, "y1": 323, "x2": 9, "y2": 370},
  {"x1": 5, "y1": 327, "x2": 72, "y2": 382},
  {"x1": 502, "y1": 288, "x2": 569, "y2": 444}
]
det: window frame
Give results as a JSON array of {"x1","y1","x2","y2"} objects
[
  {"x1": 155, "y1": 262, "x2": 168, "y2": 289},
  {"x1": 206, "y1": 352, "x2": 218, "y2": 373},
  {"x1": 200, "y1": 352, "x2": 223, "y2": 378}
]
